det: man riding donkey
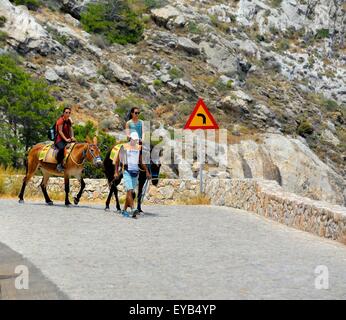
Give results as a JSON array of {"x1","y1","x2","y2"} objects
[
  {"x1": 55, "y1": 107, "x2": 76, "y2": 172},
  {"x1": 18, "y1": 106, "x2": 103, "y2": 206},
  {"x1": 114, "y1": 131, "x2": 151, "y2": 218}
]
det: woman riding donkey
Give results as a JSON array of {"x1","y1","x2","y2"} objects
[
  {"x1": 125, "y1": 107, "x2": 143, "y2": 143},
  {"x1": 103, "y1": 106, "x2": 161, "y2": 215}
]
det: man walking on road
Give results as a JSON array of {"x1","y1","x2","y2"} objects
[{"x1": 114, "y1": 131, "x2": 151, "y2": 218}]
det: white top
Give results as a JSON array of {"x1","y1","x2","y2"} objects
[{"x1": 125, "y1": 147, "x2": 140, "y2": 171}]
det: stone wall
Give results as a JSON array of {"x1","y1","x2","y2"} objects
[
  {"x1": 205, "y1": 179, "x2": 346, "y2": 244},
  {"x1": 4, "y1": 175, "x2": 346, "y2": 244}
]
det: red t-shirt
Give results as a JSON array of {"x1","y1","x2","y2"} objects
[{"x1": 55, "y1": 117, "x2": 72, "y2": 144}]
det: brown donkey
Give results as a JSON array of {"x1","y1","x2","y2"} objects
[{"x1": 18, "y1": 137, "x2": 102, "y2": 206}]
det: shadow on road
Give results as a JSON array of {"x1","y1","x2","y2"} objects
[
  {"x1": 0, "y1": 242, "x2": 68, "y2": 300},
  {"x1": 19, "y1": 202, "x2": 164, "y2": 218}
]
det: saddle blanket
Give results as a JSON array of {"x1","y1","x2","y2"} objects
[
  {"x1": 38, "y1": 142, "x2": 76, "y2": 164},
  {"x1": 110, "y1": 143, "x2": 124, "y2": 165}
]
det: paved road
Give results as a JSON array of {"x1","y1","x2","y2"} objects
[
  {"x1": 0, "y1": 241, "x2": 67, "y2": 300},
  {"x1": 0, "y1": 199, "x2": 345, "y2": 299}
]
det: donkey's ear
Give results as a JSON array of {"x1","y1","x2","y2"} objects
[
  {"x1": 93, "y1": 136, "x2": 98, "y2": 145},
  {"x1": 86, "y1": 136, "x2": 91, "y2": 144}
]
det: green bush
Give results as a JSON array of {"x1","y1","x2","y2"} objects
[
  {"x1": 10, "y1": 0, "x2": 41, "y2": 11},
  {"x1": 209, "y1": 14, "x2": 229, "y2": 33},
  {"x1": 154, "y1": 62, "x2": 161, "y2": 70},
  {"x1": 323, "y1": 99, "x2": 339, "y2": 112},
  {"x1": 297, "y1": 120, "x2": 314, "y2": 137},
  {"x1": 0, "y1": 31, "x2": 8, "y2": 45},
  {"x1": 153, "y1": 79, "x2": 162, "y2": 87},
  {"x1": 315, "y1": 28, "x2": 329, "y2": 40},
  {"x1": 0, "y1": 16, "x2": 7, "y2": 28},
  {"x1": 215, "y1": 80, "x2": 232, "y2": 92},
  {"x1": 169, "y1": 67, "x2": 184, "y2": 80},
  {"x1": 0, "y1": 54, "x2": 59, "y2": 167},
  {"x1": 115, "y1": 95, "x2": 148, "y2": 119},
  {"x1": 188, "y1": 21, "x2": 202, "y2": 34},
  {"x1": 256, "y1": 34, "x2": 267, "y2": 42},
  {"x1": 276, "y1": 38, "x2": 290, "y2": 52},
  {"x1": 269, "y1": 0, "x2": 282, "y2": 8},
  {"x1": 81, "y1": 0, "x2": 144, "y2": 45},
  {"x1": 142, "y1": 0, "x2": 167, "y2": 9}
]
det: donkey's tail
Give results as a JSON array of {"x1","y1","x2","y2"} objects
[{"x1": 23, "y1": 148, "x2": 31, "y2": 175}]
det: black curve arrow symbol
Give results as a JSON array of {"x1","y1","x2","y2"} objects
[{"x1": 197, "y1": 113, "x2": 206, "y2": 124}]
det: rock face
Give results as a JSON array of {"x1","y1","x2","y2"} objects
[
  {"x1": 177, "y1": 37, "x2": 200, "y2": 55},
  {"x1": 321, "y1": 129, "x2": 340, "y2": 146},
  {"x1": 226, "y1": 134, "x2": 345, "y2": 206},
  {"x1": 45, "y1": 67, "x2": 60, "y2": 82},
  {"x1": 161, "y1": 133, "x2": 345, "y2": 206},
  {"x1": 59, "y1": 0, "x2": 96, "y2": 19},
  {"x1": 0, "y1": 0, "x2": 61, "y2": 55},
  {"x1": 234, "y1": 0, "x2": 346, "y2": 103},
  {"x1": 103, "y1": 61, "x2": 134, "y2": 85},
  {"x1": 151, "y1": 5, "x2": 180, "y2": 28},
  {"x1": 236, "y1": 0, "x2": 345, "y2": 38},
  {"x1": 199, "y1": 41, "x2": 239, "y2": 77}
]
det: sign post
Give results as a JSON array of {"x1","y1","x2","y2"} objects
[
  {"x1": 184, "y1": 98, "x2": 219, "y2": 194},
  {"x1": 200, "y1": 147, "x2": 203, "y2": 194}
]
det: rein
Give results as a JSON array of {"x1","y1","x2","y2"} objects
[
  {"x1": 68, "y1": 143, "x2": 88, "y2": 166},
  {"x1": 69, "y1": 143, "x2": 101, "y2": 166}
]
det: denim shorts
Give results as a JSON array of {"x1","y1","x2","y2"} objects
[{"x1": 123, "y1": 170, "x2": 138, "y2": 191}]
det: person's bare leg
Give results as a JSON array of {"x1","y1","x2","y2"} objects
[
  {"x1": 124, "y1": 190, "x2": 133, "y2": 211},
  {"x1": 128, "y1": 190, "x2": 134, "y2": 210},
  {"x1": 123, "y1": 193, "x2": 128, "y2": 211}
]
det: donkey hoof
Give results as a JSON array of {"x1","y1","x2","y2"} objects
[
  {"x1": 65, "y1": 202, "x2": 72, "y2": 207},
  {"x1": 132, "y1": 209, "x2": 139, "y2": 219},
  {"x1": 104, "y1": 207, "x2": 110, "y2": 212},
  {"x1": 47, "y1": 201, "x2": 54, "y2": 206},
  {"x1": 74, "y1": 197, "x2": 79, "y2": 205},
  {"x1": 18, "y1": 199, "x2": 24, "y2": 204}
]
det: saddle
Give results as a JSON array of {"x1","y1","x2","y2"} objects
[
  {"x1": 110, "y1": 143, "x2": 124, "y2": 165},
  {"x1": 38, "y1": 142, "x2": 76, "y2": 164}
]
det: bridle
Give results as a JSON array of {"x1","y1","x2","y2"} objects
[
  {"x1": 69, "y1": 143, "x2": 101, "y2": 166},
  {"x1": 139, "y1": 161, "x2": 160, "y2": 181}
]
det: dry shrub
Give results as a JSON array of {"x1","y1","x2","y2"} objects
[
  {"x1": 177, "y1": 194, "x2": 211, "y2": 205},
  {"x1": 0, "y1": 166, "x2": 25, "y2": 196}
]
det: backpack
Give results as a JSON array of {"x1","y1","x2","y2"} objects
[{"x1": 47, "y1": 123, "x2": 57, "y2": 141}]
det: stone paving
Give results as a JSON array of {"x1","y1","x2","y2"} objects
[{"x1": 0, "y1": 200, "x2": 345, "y2": 299}]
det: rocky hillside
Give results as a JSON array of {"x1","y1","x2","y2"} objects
[{"x1": 0, "y1": 0, "x2": 345, "y2": 205}]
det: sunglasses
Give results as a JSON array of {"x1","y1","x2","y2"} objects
[
  {"x1": 64, "y1": 112, "x2": 71, "y2": 114},
  {"x1": 133, "y1": 111, "x2": 140, "y2": 115}
]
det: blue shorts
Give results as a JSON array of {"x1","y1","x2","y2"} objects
[{"x1": 123, "y1": 170, "x2": 138, "y2": 191}]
